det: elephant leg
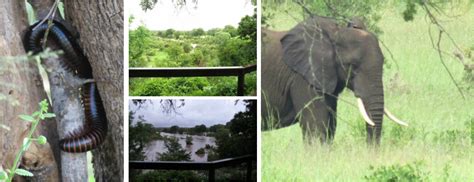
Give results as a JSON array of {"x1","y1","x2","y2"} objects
[
  {"x1": 290, "y1": 76, "x2": 332, "y2": 144},
  {"x1": 325, "y1": 94, "x2": 337, "y2": 143},
  {"x1": 298, "y1": 99, "x2": 331, "y2": 144}
]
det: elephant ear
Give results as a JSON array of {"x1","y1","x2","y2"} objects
[{"x1": 281, "y1": 18, "x2": 338, "y2": 93}]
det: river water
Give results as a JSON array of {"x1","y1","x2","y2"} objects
[{"x1": 144, "y1": 132, "x2": 216, "y2": 162}]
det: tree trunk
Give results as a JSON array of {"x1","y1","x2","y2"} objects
[
  {"x1": 0, "y1": 0, "x2": 59, "y2": 181},
  {"x1": 64, "y1": 1, "x2": 124, "y2": 181}
]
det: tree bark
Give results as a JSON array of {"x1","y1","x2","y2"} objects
[
  {"x1": 64, "y1": 1, "x2": 124, "y2": 181},
  {"x1": 0, "y1": 0, "x2": 59, "y2": 181}
]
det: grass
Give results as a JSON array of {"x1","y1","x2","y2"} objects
[{"x1": 262, "y1": 3, "x2": 474, "y2": 181}]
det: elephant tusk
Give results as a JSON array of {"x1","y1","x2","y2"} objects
[
  {"x1": 384, "y1": 108, "x2": 409, "y2": 126},
  {"x1": 356, "y1": 98, "x2": 375, "y2": 126}
]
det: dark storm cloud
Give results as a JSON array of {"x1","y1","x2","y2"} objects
[{"x1": 129, "y1": 99, "x2": 247, "y2": 127}]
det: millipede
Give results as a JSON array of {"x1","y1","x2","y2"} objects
[{"x1": 24, "y1": 20, "x2": 108, "y2": 153}]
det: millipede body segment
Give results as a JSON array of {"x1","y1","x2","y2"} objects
[{"x1": 24, "y1": 20, "x2": 108, "y2": 153}]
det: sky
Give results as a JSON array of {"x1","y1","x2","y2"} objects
[
  {"x1": 129, "y1": 99, "x2": 247, "y2": 127},
  {"x1": 129, "y1": 0, "x2": 255, "y2": 30}
]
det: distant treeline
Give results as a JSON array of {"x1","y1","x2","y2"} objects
[
  {"x1": 152, "y1": 26, "x2": 242, "y2": 39},
  {"x1": 156, "y1": 123, "x2": 228, "y2": 136}
]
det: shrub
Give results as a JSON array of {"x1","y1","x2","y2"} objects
[
  {"x1": 195, "y1": 148, "x2": 205, "y2": 155},
  {"x1": 365, "y1": 161, "x2": 428, "y2": 182}
]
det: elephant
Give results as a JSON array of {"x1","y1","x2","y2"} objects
[{"x1": 262, "y1": 16, "x2": 407, "y2": 145}]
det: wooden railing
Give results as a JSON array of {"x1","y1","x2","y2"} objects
[
  {"x1": 129, "y1": 64, "x2": 257, "y2": 96},
  {"x1": 129, "y1": 155, "x2": 256, "y2": 182}
]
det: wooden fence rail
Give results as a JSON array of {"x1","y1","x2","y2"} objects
[
  {"x1": 130, "y1": 155, "x2": 256, "y2": 182},
  {"x1": 129, "y1": 64, "x2": 257, "y2": 96}
]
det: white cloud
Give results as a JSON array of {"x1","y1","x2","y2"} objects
[{"x1": 129, "y1": 0, "x2": 255, "y2": 30}]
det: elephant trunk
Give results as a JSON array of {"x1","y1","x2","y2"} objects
[{"x1": 364, "y1": 92, "x2": 384, "y2": 145}]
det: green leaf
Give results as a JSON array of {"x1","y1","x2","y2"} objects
[
  {"x1": 15, "y1": 169, "x2": 33, "y2": 177},
  {"x1": 19, "y1": 115, "x2": 35, "y2": 122},
  {"x1": 0, "y1": 170, "x2": 7, "y2": 180},
  {"x1": 43, "y1": 113, "x2": 56, "y2": 118},
  {"x1": 37, "y1": 135, "x2": 47, "y2": 145},
  {"x1": 32, "y1": 111, "x2": 40, "y2": 117}
]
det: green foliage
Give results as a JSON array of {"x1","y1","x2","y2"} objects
[
  {"x1": 191, "y1": 28, "x2": 205, "y2": 36},
  {"x1": 129, "y1": 117, "x2": 156, "y2": 161},
  {"x1": 129, "y1": 26, "x2": 153, "y2": 66},
  {"x1": 193, "y1": 124, "x2": 207, "y2": 134},
  {"x1": 169, "y1": 125, "x2": 179, "y2": 134},
  {"x1": 0, "y1": 171, "x2": 7, "y2": 180},
  {"x1": 195, "y1": 148, "x2": 205, "y2": 155},
  {"x1": 237, "y1": 14, "x2": 257, "y2": 65},
  {"x1": 129, "y1": 76, "x2": 256, "y2": 96},
  {"x1": 2, "y1": 100, "x2": 55, "y2": 182},
  {"x1": 128, "y1": 15, "x2": 256, "y2": 96},
  {"x1": 365, "y1": 162, "x2": 429, "y2": 181},
  {"x1": 223, "y1": 25, "x2": 238, "y2": 37},
  {"x1": 14, "y1": 169, "x2": 33, "y2": 177},
  {"x1": 402, "y1": 0, "x2": 420, "y2": 21},
  {"x1": 215, "y1": 100, "x2": 256, "y2": 158},
  {"x1": 401, "y1": 0, "x2": 473, "y2": 22},
  {"x1": 309, "y1": 0, "x2": 384, "y2": 34},
  {"x1": 264, "y1": 0, "x2": 384, "y2": 34},
  {"x1": 157, "y1": 137, "x2": 191, "y2": 161}
]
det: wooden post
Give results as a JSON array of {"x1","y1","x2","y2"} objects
[
  {"x1": 237, "y1": 72, "x2": 245, "y2": 96},
  {"x1": 246, "y1": 160, "x2": 252, "y2": 182},
  {"x1": 208, "y1": 168, "x2": 215, "y2": 182}
]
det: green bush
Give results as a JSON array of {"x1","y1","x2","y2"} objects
[
  {"x1": 129, "y1": 76, "x2": 257, "y2": 96},
  {"x1": 365, "y1": 161, "x2": 429, "y2": 181}
]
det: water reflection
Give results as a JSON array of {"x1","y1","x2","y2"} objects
[{"x1": 144, "y1": 132, "x2": 216, "y2": 162}]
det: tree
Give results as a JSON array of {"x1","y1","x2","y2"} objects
[
  {"x1": 214, "y1": 100, "x2": 256, "y2": 158},
  {"x1": 165, "y1": 28, "x2": 176, "y2": 38},
  {"x1": 209, "y1": 124, "x2": 226, "y2": 133},
  {"x1": 65, "y1": 2, "x2": 124, "y2": 180},
  {"x1": 129, "y1": 120, "x2": 155, "y2": 161},
  {"x1": 237, "y1": 13, "x2": 257, "y2": 65},
  {"x1": 165, "y1": 42, "x2": 185, "y2": 61},
  {"x1": 191, "y1": 28, "x2": 205, "y2": 37},
  {"x1": 158, "y1": 137, "x2": 191, "y2": 161},
  {"x1": 207, "y1": 28, "x2": 222, "y2": 36},
  {"x1": 169, "y1": 125, "x2": 180, "y2": 133},
  {"x1": 182, "y1": 42, "x2": 192, "y2": 53},
  {"x1": 223, "y1": 25, "x2": 238, "y2": 37},
  {"x1": 193, "y1": 124, "x2": 207, "y2": 134},
  {"x1": 129, "y1": 26, "x2": 153, "y2": 66},
  {"x1": 238, "y1": 15, "x2": 257, "y2": 43}
]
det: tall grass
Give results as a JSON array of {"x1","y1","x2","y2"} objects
[{"x1": 262, "y1": 3, "x2": 474, "y2": 181}]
